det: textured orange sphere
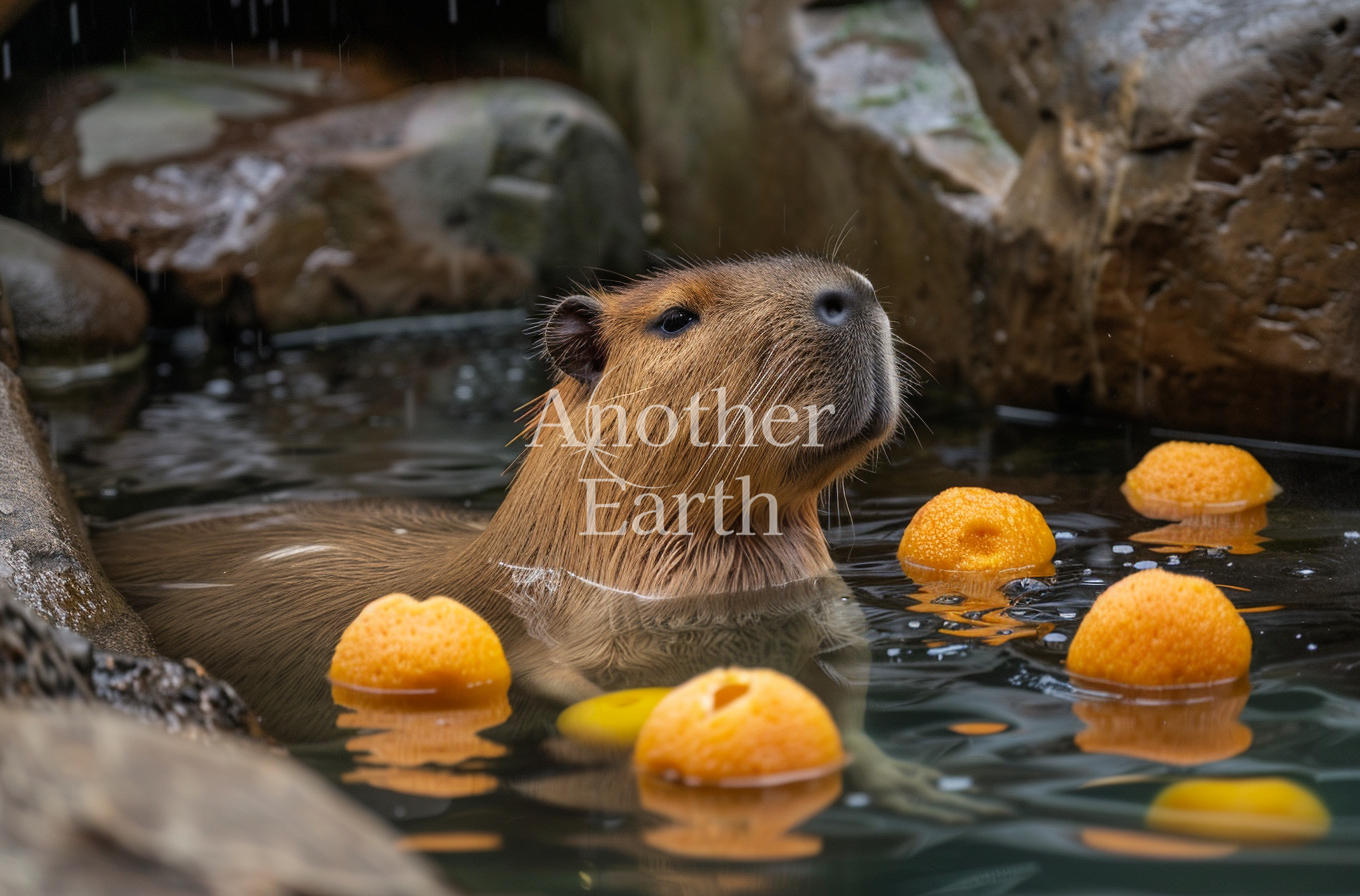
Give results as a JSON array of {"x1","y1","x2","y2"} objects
[
  {"x1": 633, "y1": 668, "x2": 844, "y2": 786},
  {"x1": 1123, "y1": 442, "x2": 1280, "y2": 520},
  {"x1": 897, "y1": 487, "x2": 1055, "y2": 576},
  {"x1": 1067, "y1": 569, "x2": 1251, "y2": 687},
  {"x1": 329, "y1": 593, "x2": 510, "y2": 709}
]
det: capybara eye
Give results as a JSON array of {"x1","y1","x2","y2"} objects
[{"x1": 653, "y1": 307, "x2": 699, "y2": 337}]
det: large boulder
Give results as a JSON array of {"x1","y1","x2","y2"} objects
[
  {"x1": 0, "y1": 217, "x2": 149, "y2": 374},
  {"x1": 0, "y1": 274, "x2": 19, "y2": 370},
  {"x1": 0, "y1": 582, "x2": 253, "y2": 735},
  {"x1": 931, "y1": 0, "x2": 1360, "y2": 443},
  {"x1": 562, "y1": 0, "x2": 1013, "y2": 393},
  {"x1": 0, "y1": 362, "x2": 155, "y2": 654},
  {"x1": 0, "y1": 704, "x2": 457, "y2": 896},
  {"x1": 8, "y1": 57, "x2": 645, "y2": 332},
  {"x1": 566, "y1": 0, "x2": 1360, "y2": 445}
]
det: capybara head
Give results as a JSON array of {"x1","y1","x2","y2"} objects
[{"x1": 522, "y1": 255, "x2": 905, "y2": 549}]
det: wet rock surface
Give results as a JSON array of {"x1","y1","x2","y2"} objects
[
  {"x1": 0, "y1": 216, "x2": 149, "y2": 368},
  {"x1": 0, "y1": 703, "x2": 457, "y2": 896},
  {"x1": 0, "y1": 581, "x2": 251, "y2": 734},
  {"x1": 0, "y1": 583, "x2": 94, "y2": 702},
  {"x1": 0, "y1": 362, "x2": 155, "y2": 654},
  {"x1": 563, "y1": 0, "x2": 1012, "y2": 417},
  {"x1": 0, "y1": 275, "x2": 19, "y2": 371},
  {"x1": 568, "y1": 0, "x2": 1360, "y2": 445},
  {"x1": 933, "y1": 0, "x2": 1360, "y2": 444},
  {"x1": 8, "y1": 57, "x2": 644, "y2": 332}
]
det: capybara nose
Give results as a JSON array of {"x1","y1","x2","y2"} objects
[
  {"x1": 814, "y1": 284, "x2": 875, "y2": 327},
  {"x1": 813, "y1": 288, "x2": 855, "y2": 326}
]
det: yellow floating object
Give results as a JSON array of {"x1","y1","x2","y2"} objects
[
  {"x1": 329, "y1": 593, "x2": 510, "y2": 710},
  {"x1": 897, "y1": 487, "x2": 1055, "y2": 578},
  {"x1": 1123, "y1": 441, "x2": 1280, "y2": 520},
  {"x1": 1148, "y1": 778, "x2": 1331, "y2": 845},
  {"x1": 1067, "y1": 569, "x2": 1251, "y2": 688},
  {"x1": 634, "y1": 667, "x2": 844, "y2": 786},
  {"x1": 556, "y1": 687, "x2": 672, "y2": 750}
]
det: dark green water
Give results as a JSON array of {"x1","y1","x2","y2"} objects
[{"x1": 61, "y1": 313, "x2": 1360, "y2": 895}]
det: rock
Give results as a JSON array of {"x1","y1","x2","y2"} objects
[
  {"x1": 0, "y1": 582, "x2": 93, "y2": 702},
  {"x1": 0, "y1": 581, "x2": 252, "y2": 734},
  {"x1": 10, "y1": 57, "x2": 644, "y2": 332},
  {"x1": 90, "y1": 651, "x2": 256, "y2": 737},
  {"x1": 0, "y1": 704, "x2": 457, "y2": 896},
  {"x1": 931, "y1": 0, "x2": 1360, "y2": 443},
  {"x1": 0, "y1": 273, "x2": 19, "y2": 370},
  {"x1": 0, "y1": 362, "x2": 156, "y2": 654},
  {"x1": 562, "y1": 0, "x2": 1011, "y2": 394},
  {"x1": 568, "y1": 0, "x2": 1360, "y2": 445},
  {"x1": 0, "y1": 217, "x2": 149, "y2": 371}
]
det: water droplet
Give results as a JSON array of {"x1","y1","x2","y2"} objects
[
  {"x1": 1166, "y1": 555, "x2": 1181, "y2": 565},
  {"x1": 1308, "y1": 643, "x2": 1318, "y2": 651},
  {"x1": 1112, "y1": 544, "x2": 1134, "y2": 555},
  {"x1": 1346, "y1": 531, "x2": 1360, "y2": 540},
  {"x1": 1133, "y1": 560, "x2": 1158, "y2": 570},
  {"x1": 1042, "y1": 632, "x2": 1068, "y2": 644},
  {"x1": 938, "y1": 776, "x2": 972, "y2": 792},
  {"x1": 204, "y1": 378, "x2": 233, "y2": 397},
  {"x1": 1059, "y1": 612, "x2": 1076, "y2": 619},
  {"x1": 844, "y1": 792, "x2": 871, "y2": 808},
  {"x1": 907, "y1": 620, "x2": 921, "y2": 628},
  {"x1": 885, "y1": 647, "x2": 901, "y2": 658},
  {"x1": 1054, "y1": 531, "x2": 1076, "y2": 540}
]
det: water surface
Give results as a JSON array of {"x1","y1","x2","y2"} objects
[{"x1": 63, "y1": 314, "x2": 1360, "y2": 895}]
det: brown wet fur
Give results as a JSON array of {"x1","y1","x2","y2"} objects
[{"x1": 95, "y1": 254, "x2": 905, "y2": 740}]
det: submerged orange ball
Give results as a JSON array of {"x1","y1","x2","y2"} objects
[
  {"x1": 329, "y1": 593, "x2": 510, "y2": 709},
  {"x1": 634, "y1": 668, "x2": 844, "y2": 786},
  {"x1": 1123, "y1": 441, "x2": 1280, "y2": 520},
  {"x1": 1148, "y1": 778, "x2": 1331, "y2": 844},
  {"x1": 1067, "y1": 569, "x2": 1251, "y2": 688},
  {"x1": 897, "y1": 487, "x2": 1055, "y2": 575}
]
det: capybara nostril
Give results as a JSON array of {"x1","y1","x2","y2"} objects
[{"x1": 813, "y1": 289, "x2": 852, "y2": 326}]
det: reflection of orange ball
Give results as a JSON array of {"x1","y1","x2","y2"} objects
[
  {"x1": 639, "y1": 773, "x2": 842, "y2": 861},
  {"x1": 634, "y1": 668, "x2": 844, "y2": 786},
  {"x1": 1073, "y1": 679, "x2": 1252, "y2": 766},
  {"x1": 1148, "y1": 778, "x2": 1330, "y2": 844},
  {"x1": 897, "y1": 487, "x2": 1055, "y2": 576},
  {"x1": 1067, "y1": 570, "x2": 1251, "y2": 687},
  {"x1": 1123, "y1": 442, "x2": 1280, "y2": 520},
  {"x1": 329, "y1": 593, "x2": 510, "y2": 709}
]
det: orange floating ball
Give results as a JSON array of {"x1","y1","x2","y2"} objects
[
  {"x1": 1066, "y1": 569, "x2": 1251, "y2": 688},
  {"x1": 897, "y1": 487, "x2": 1055, "y2": 577},
  {"x1": 1147, "y1": 778, "x2": 1331, "y2": 845},
  {"x1": 634, "y1": 667, "x2": 844, "y2": 786},
  {"x1": 329, "y1": 593, "x2": 510, "y2": 710},
  {"x1": 1123, "y1": 441, "x2": 1280, "y2": 520}
]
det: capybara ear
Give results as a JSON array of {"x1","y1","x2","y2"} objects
[{"x1": 542, "y1": 294, "x2": 607, "y2": 387}]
